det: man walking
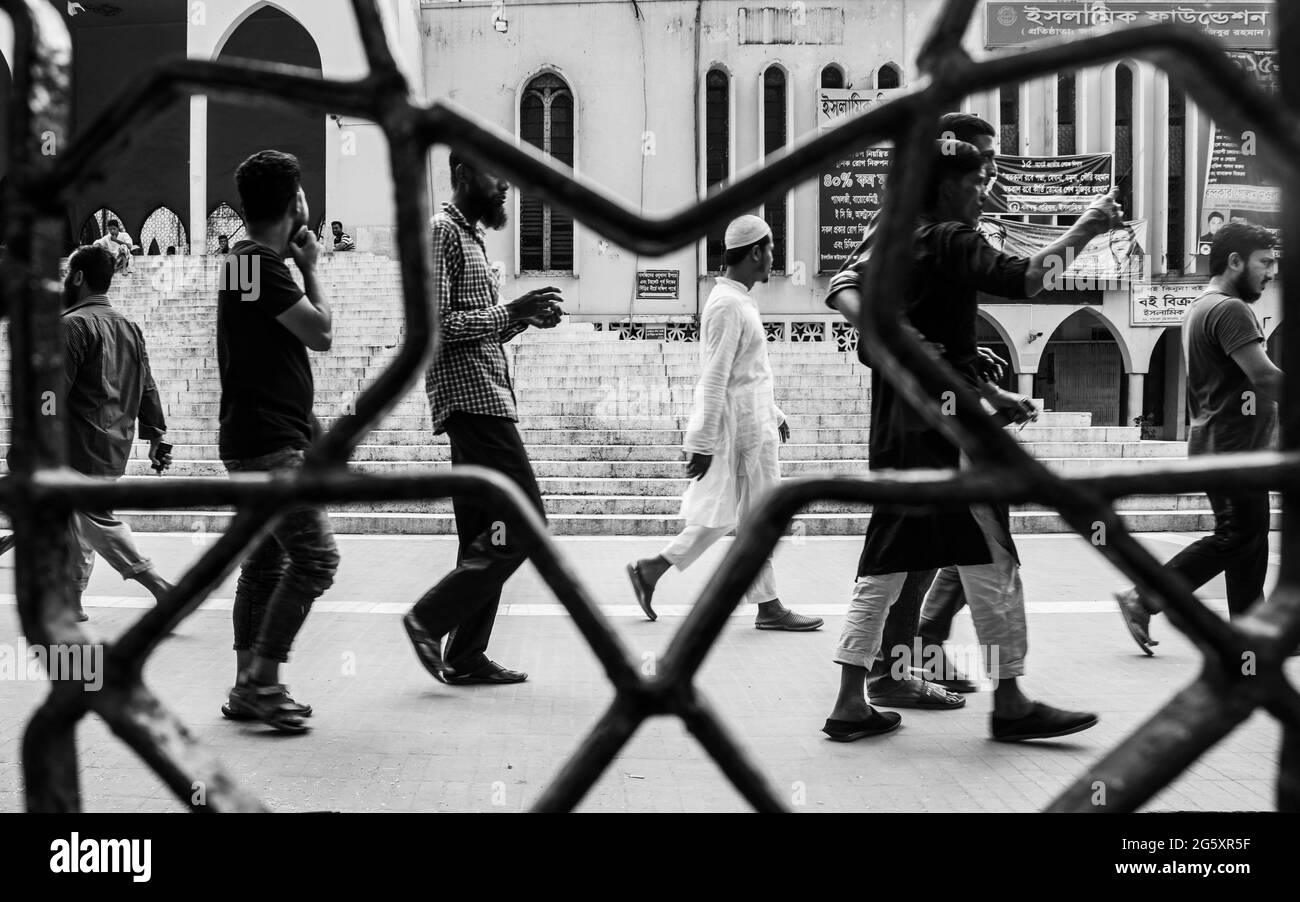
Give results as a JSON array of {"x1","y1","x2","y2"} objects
[
  {"x1": 625, "y1": 215, "x2": 822, "y2": 631},
  {"x1": 1117, "y1": 222, "x2": 1281, "y2": 653},
  {"x1": 822, "y1": 139, "x2": 1117, "y2": 742},
  {"x1": 37, "y1": 245, "x2": 175, "y2": 620},
  {"x1": 217, "y1": 150, "x2": 339, "y2": 732},
  {"x1": 402, "y1": 152, "x2": 563, "y2": 686}
]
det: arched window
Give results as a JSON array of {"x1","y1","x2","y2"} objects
[
  {"x1": 705, "y1": 68, "x2": 730, "y2": 273},
  {"x1": 1056, "y1": 73, "x2": 1076, "y2": 155},
  {"x1": 999, "y1": 84, "x2": 1020, "y2": 155},
  {"x1": 1115, "y1": 63, "x2": 1134, "y2": 221},
  {"x1": 140, "y1": 207, "x2": 188, "y2": 256},
  {"x1": 80, "y1": 207, "x2": 127, "y2": 246},
  {"x1": 876, "y1": 63, "x2": 901, "y2": 89},
  {"x1": 519, "y1": 73, "x2": 574, "y2": 272},
  {"x1": 1166, "y1": 80, "x2": 1186, "y2": 274},
  {"x1": 820, "y1": 64, "x2": 844, "y2": 89},
  {"x1": 762, "y1": 66, "x2": 787, "y2": 273},
  {"x1": 207, "y1": 203, "x2": 245, "y2": 253}
]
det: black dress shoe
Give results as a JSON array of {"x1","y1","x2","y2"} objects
[
  {"x1": 990, "y1": 701, "x2": 1098, "y2": 742},
  {"x1": 445, "y1": 660, "x2": 528, "y2": 685},
  {"x1": 403, "y1": 612, "x2": 448, "y2": 683}
]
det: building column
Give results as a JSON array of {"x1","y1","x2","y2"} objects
[
  {"x1": 1126, "y1": 372, "x2": 1145, "y2": 425},
  {"x1": 1018, "y1": 372, "x2": 1035, "y2": 399},
  {"x1": 189, "y1": 95, "x2": 207, "y2": 255}
]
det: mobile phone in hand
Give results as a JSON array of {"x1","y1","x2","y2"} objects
[{"x1": 152, "y1": 441, "x2": 173, "y2": 474}]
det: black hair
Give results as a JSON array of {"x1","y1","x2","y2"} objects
[
  {"x1": 234, "y1": 150, "x2": 301, "y2": 225},
  {"x1": 937, "y1": 112, "x2": 996, "y2": 145},
  {"x1": 331, "y1": 220, "x2": 343, "y2": 228},
  {"x1": 449, "y1": 151, "x2": 467, "y2": 185},
  {"x1": 723, "y1": 234, "x2": 772, "y2": 267},
  {"x1": 1208, "y1": 221, "x2": 1275, "y2": 276},
  {"x1": 217, "y1": 234, "x2": 228, "y2": 240},
  {"x1": 68, "y1": 244, "x2": 115, "y2": 294},
  {"x1": 923, "y1": 139, "x2": 986, "y2": 209},
  {"x1": 1207, "y1": 211, "x2": 1225, "y2": 222},
  {"x1": 107, "y1": 219, "x2": 121, "y2": 229}
]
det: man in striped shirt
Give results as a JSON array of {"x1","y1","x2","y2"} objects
[{"x1": 403, "y1": 152, "x2": 564, "y2": 686}]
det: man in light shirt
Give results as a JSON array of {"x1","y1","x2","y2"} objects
[
  {"x1": 625, "y1": 215, "x2": 822, "y2": 632},
  {"x1": 93, "y1": 219, "x2": 136, "y2": 274}
]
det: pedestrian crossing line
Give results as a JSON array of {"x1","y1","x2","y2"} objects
[{"x1": 0, "y1": 595, "x2": 1231, "y2": 617}]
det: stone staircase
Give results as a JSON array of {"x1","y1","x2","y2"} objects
[{"x1": 0, "y1": 254, "x2": 1278, "y2": 535}]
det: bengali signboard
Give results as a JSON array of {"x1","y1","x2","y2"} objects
[
  {"x1": 985, "y1": 3, "x2": 1275, "y2": 50},
  {"x1": 636, "y1": 269, "x2": 680, "y2": 300},
  {"x1": 816, "y1": 88, "x2": 905, "y2": 273},
  {"x1": 1196, "y1": 49, "x2": 1281, "y2": 273},
  {"x1": 985, "y1": 154, "x2": 1113, "y2": 216},
  {"x1": 978, "y1": 216, "x2": 1148, "y2": 286},
  {"x1": 1131, "y1": 281, "x2": 1206, "y2": 326}
]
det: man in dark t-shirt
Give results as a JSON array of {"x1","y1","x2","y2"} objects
[
  {"x1": 1117, "y1": 222, "x2": 1281, "y2": 654},
  {"x1": 216, "y1": 150, "x2": 339, "y2": 733}
]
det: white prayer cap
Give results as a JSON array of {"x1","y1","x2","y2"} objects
[{"x1": 723, "y1": 214, "x2": 772, "y2": 250}]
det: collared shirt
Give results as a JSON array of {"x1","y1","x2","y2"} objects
[
  {"x1": 424, "y1": 203, "x2": 528, "y2": 435},
  {"x1": 60, "y1": 295, "x2": 166, "y2": 477}
]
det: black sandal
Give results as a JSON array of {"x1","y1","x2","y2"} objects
[
  {"x1": 822, "y1": 709, "x2": 903, "y2": 742},
  {"x1": 226, "y1": 681, "x2": 310, "y2": 733}
]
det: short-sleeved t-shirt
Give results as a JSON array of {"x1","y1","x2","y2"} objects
[
  {"x1": 1182, "y1": 291, "x2": 1277, "y2": 456},
  {"x1": 216, "y1": 240, "x2": 314, "y2": 459}
]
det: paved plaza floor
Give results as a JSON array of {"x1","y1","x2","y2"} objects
[{"x1": 0, "y1": 531, "x2": 1292, "y2": 813}]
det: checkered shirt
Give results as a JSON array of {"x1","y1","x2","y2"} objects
[{"x1": 424, "y1": 204, "x2": 528, "y2": 434}]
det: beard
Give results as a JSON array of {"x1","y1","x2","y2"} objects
[
  {"x1": 482, "y1": 200, "x2": 509, "y2": 231},
  {"x1": 1233, "y1": 270, "x2": 1263, "y2": 302}
]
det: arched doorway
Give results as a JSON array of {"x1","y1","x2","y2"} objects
[
  {"x1": 207, "y1": 7, "x2": 325, "y2": 231},
  {"x1": 1033, "y1": 310, "x2": 1125, "y2": 425},
  {"x1": 207, "y1": 203, "x2": 246, "y2": 252},
  {"x1": 1142, "y1": 327, "x2": 1186, "y2": 440},
  {"x1": 80, "y1": 207, "x2": 128, "y2": 246},
  {"x1": 140, "y1": 206, "x2": 188, "y2": 255}
]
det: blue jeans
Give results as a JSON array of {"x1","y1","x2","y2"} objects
[{"x1": 224, "y1": 448, "x2": 339, "y2": 663}]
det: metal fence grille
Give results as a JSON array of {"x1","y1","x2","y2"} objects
[{"x1": 3, "y1": 0, "x2": 1298, "y2": 813}]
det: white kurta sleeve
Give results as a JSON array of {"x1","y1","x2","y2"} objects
[{"x1": 683, "y1": 300, "x2": 743, "y2": 455}]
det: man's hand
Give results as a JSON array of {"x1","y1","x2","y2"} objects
[
  {"x1": 778, "y1": 420, "x2": 790, "y2": 443},
  {"x1": 524, "y1": 304, "x2": 564, "y2": 329},
  {"x1": 508, "y1": 286, "x2": 564, "y2": 322},
  {"x1": 989, "y1": 389, "x2": 1039, "y2": 426},
  {"x1": 976, "y1": 345, "x2": 1007, "y2": 383},
  {"x1": 1079, "y1": 190, "x2": 1124, "y2": 236},
  {"x1": 686, "y1": 452, "x2": 712, "y2": 480},
  {"x1": 287, "y1": 227, "x2": 320, "y2": 273},
  {"x1": 148, "y1": 438, "x2": 173, "y2": 473}
]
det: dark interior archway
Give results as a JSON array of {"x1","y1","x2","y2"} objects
[
  {"x1": 1033, "y1": 310, "x2": 1125, "y2": 425},
  {"x1": 208, "y1": 7, "x2": 325, "y2": 233}
]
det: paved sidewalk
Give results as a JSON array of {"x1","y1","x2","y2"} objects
[{"x1": 0, "y1": 532, "x2": 1290, "y2": 812}]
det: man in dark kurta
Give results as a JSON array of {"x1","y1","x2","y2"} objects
[{"x1": 820, "y1": 139, "x2": 1120, "y2": 742}]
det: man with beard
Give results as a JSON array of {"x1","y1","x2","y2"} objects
[
  {"x1": 403, "y1": 153, "x2": 563, "y2": 685},
  {"x1": 821, "y1": 139, "x2": 1118, "y2": 742},
  {"x1": 625, "y1": 215, "x2": 822, "y2": 631},
  {"x1": 1117, "y1": 221, "x2": 1281, "y2": 653}
]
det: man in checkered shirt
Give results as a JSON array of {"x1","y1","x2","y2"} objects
[{"x1": 403, "y1": 152, "x2": 564, "y2": 686}]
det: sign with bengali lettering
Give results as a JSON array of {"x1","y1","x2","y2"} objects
[
  {"x1": 636, "y1": 269, "x2": 680, "y2": 300},
  {"x1": 1196, "y1": 49, "x2": 1282, "y2": 273},
  {"x1": 984, "y1": 153, "x2": 1113, "y2": 216},
  {"x1": 985, "y1": 3, "x2": 1275, "y2": 50},
  {"x1": 1130, "y1": 281, "x2": 1207, "y2": 325},
  {"x1": 816, "y1": 88, "x2": 905, "y2": 273}
]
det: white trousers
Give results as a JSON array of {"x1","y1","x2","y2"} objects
[
  {"x1": 833, "y1": 503, "x2": 1027, "y2": 679},
  {"x1": 661, "y1": 524, "x2": 778, "y2": 606}
]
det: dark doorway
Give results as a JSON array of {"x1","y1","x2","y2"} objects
[{"x1": 1033, "y1": 311, "x2": 1124, "y2": 425}]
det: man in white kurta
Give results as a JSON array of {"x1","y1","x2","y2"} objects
[{"x1": 626, "y1": 216, "x2": 823, "y2": 631}]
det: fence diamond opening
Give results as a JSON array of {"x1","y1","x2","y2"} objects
[{"x1": 3, "y1": 0, "x2": 1299, "y2": 813}]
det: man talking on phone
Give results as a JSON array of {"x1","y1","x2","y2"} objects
[{"x1": 216, "y1": 150, "x2": 339, "y2": 732}]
